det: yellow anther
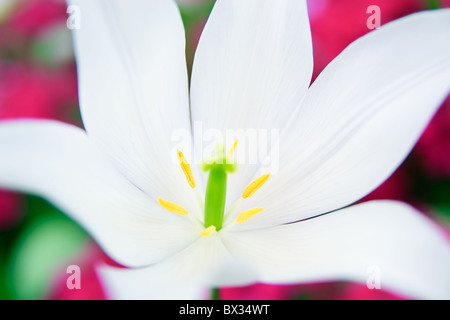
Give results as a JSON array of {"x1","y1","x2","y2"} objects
[
  {"x1": 242, "y1": 173, "x2": 271, "y2": 199},
  {"x1": 177, "y1": 149, "x2": 196, "y2": 189},
  {"x1": 201, "y1": 225, "x2": 216, "y2": 237},
  {"x1": 236, "y1": 208, "x2": 264, "y2": 224},
  {"x1": 227, "y1": 139, "x2": 239, "y2": 157},
  {"x1": 158, "y1": 198, "x2": 189, "y2": 216}
]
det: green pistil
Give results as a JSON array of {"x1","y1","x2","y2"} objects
[
  {"x1": 202, "y1": 143, "x2": 237, "y2": 231},
  {"x1": 204, "y1": 166, "x2": 227, "y2": 230}
]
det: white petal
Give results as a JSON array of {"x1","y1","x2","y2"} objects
[
  {"x1": 0, "y1": 120, "x2": 200, "y2": 267},
  {"x1": 69, "y1": 0, "x2": 200, "y2": 215},
  {"x1": 222, "y1": 201, "x2": 450, "y2": 299},
  {"x1": 98, "y1": 234, "x2": 253, "y2": 299},
  {"x1": 190, "y1": 0, "x2": 313, "y2": 206},
  {"x1": 232, "y1": 9, "x2": 450, "y2": 229},
  {"x1": 98, "y1": 265, "x2": 208, "y2": 300}
]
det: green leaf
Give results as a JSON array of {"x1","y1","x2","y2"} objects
[{"x1": 426, "y1": 0, "x2": 443, "y2": 9}]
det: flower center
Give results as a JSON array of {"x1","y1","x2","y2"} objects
[{"x1": 158, "y1": 141, "x2": 270, "y2": 237}]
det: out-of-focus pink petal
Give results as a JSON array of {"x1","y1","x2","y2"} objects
[
  {"x1": 220, "y1": 283, "x2": 293, "y2": 300},
  {"x1": 8, "y1": 0, "x2": 67, "y2": 37},
  {"x1": 362, "y1": 168, "x2": 412, "y2": 203},
  {"x1": 0, "y1": 189, "x2": 22, "y2": 228},
  {"x1": 0, "y1": 64, "x2": 78, "y2": 122},
  {"x1": 416, "y1": 97, "x2": 450, "y2": 178},
  {"x1": 220, "y1": 281, "x2": 408, "y2": 300},
  {"x1": 47, "y1": 244, "x2": 115, "y2": 300},
  {"x1": 309, "y1": 0, "x2": 425, "y2": 78},
  {"x1": 333, "y1": 283, "x2": 407, "y2": 300}
]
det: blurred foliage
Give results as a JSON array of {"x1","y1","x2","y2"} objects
[
  {"x1": 30, "y1": 25, "x2": 73, "y2": 68},
  {"x1": 401, "y1": 154, "x2": 450, "y2": 215},
  {"x1": 0, "y1": 196, "x2": 88, "y2": 300},
  {"x1": 427, "y1": 0, "x2": 444, "y2": 9},
  {"x1": 178, "y1": 0, "x2": 215, "y2": 75}
]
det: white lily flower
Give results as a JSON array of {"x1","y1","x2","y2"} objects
[{"x1": 1, "y1": 0, "x2": 450, "y2": 300}]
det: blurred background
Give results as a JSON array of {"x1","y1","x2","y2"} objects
[{"x1": 0, "y1": 0, "x2": 449, "y2": 300}]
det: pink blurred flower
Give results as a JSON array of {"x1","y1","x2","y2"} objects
[
  {"x1": 0, "y1": 1, "x2": 78, "y2": 228},
  {"x1": 0, "y1": 64, "x2": 78, "y2": 120},
  {"x1": 332, "y1": 283, "x2": 407, "y2": 300},
  {"x1": 0, "y1": 188, "x2": 22, "y2": 229},
  {"x1": 309, "y1": 0, "x2": 425, "y2": 78},
  {"x1": 0, "y1": 0, "x2": 68, "y2": 51},
  {"x1": 221, "y1": 283, "x2": 295, "y2": 300},
  {"x1": 220, "y1": 282, "x2": 342, "y2": 300},
  {"x1": 47, "y1": 244, "x2": 121, "y2": 300},
  {"x1": 415, "y1": 97, "x2": 450, "y2": 178},
  {"x1": 6, "y1": 0, "x2": 67, "y2": 37},
  {"x1": 221, "y1": 281, "x2": 406, "y2": 300},
  {"x1": 0, "y1": 64, "x2": 78, "y2": 226},
  {"x1": 362, "y1": 167, "x2": 413, "y2": 202}
]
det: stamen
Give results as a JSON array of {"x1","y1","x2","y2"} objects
[
  {"x1": 201, "y1": 225, "x2": 216, "y2": 237},
  {"x1": 158, "y1": 198, "x2": 189, "y2": 216},
  {"x1": 236, "y1": 208, "x2": 264, "y2": 224},
  {"x1": 242, "y1": 173, "x2": 271, "y2": 199},
  {"x1": 227, "y1": 139, "x2": 239, "y2": 157},
  {"x1": 177, "y1": 149, "x2": 196, "y2": 189}
]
